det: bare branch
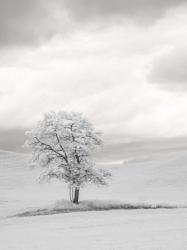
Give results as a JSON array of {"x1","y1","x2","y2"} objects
[
  {"x1": 54, "y1": 132, "x2": 68, "y2": 163},
  {"x1": 34, "y1": 137, "x2": 68, "y2": 163}
]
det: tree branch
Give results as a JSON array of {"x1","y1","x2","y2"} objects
[
  {"x1": 34, "y1": 137, "x2": 68, "y2": 163},
  {"x1": 54, "y1": 132, "x2": 68, "y2": 163}
]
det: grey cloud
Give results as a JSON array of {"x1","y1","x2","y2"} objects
[
  {"x1": 0, "y1": 0, "x2": 59, "y2": 47},
  {"x1": 62, "y1": 0, "x2": 186, "y2": 22},
  {"x1": 148, "y1": 47, "x2": 187, "y2": 90},
  {"x1": 0, "y1": 0, "x2": 186, "y2": 47}
]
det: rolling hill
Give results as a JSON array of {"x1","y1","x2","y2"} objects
[{"x1": 0, "y1": 149, "x2": 187, "y2": 217}]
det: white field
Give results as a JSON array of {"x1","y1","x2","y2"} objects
[{"x1": 0, "y1": 149, "x2": 187, "y2": 249}]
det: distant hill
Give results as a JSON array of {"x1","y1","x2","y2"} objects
[{"x1": 0, "y1": 149, "x2": 29, "y2": 166}]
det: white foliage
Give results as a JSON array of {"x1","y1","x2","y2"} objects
[{"x1": 25, "y1": 111, "x2": 111, "y2": 188}]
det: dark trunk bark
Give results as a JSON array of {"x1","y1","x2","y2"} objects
[{"x1": 73, "y1": 188, "x2": 79, "y2": 204}]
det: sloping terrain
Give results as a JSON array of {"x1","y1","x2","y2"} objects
[
  {"x1": 0, "y1": 149, "x2": 187, "y2": 250},
  {"x1": 0, "y1": 149, "x2": 187, "y2": 217},
  {"x1": 1, "y1": 209, "x2": 187, "y2": 250}
]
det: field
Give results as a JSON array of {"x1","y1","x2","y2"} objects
[{"x1": 0, "y1": 149, "x2": 187, "y2": 249}]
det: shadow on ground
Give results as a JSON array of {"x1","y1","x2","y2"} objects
[{"x1": 12, "y1": 200, "x2": 186, "y2": 218}]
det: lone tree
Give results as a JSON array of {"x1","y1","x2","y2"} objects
[{"x1": 25, "y1": 111, "x2": 111, "y2": 204}]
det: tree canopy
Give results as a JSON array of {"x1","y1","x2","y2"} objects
[{"x1": 25, "y1": 111, "x2": 111, "y2": 203}]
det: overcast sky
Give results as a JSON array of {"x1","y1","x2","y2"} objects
[{"x1": 1, "y1": 0, "x2": 187, "y2": 152}]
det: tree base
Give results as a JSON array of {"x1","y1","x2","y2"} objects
[{"x1": 73, "y1": 188, "x2": 79, "y2": 204}]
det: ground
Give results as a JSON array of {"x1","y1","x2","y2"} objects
[
  {"x1": 0, "y1": 150, "x2": 187, "y2": 249},
  {"x1": 1, "y1": 209, "x2": 187, "y2": 250}
]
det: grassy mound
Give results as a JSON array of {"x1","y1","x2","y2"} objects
[{"x1": 13, "y1": 200, "x2": 184, "y2": 217}]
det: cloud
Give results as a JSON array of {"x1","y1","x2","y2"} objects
[
  {"x1": 0, "y1": 0, "x2": 69, "y2": 47},
  {"x1": 1, "y1": 16, "x2": 187, "y2": 143},
  {"x1": 62, "y1": 0, "x2": 186, "y2": 22},
  {"x1": 1, "y1": 1, "x2": 187, "y2": 152},
  {"x1": 0, "y1": 0, "x2": 48, "y2": 46},
  {"x1": 148, "y1": 46, "x2": 187, "y2": 90},
  {"x1": 0, "y1": 0, "x2": 186, "y2": 47}
]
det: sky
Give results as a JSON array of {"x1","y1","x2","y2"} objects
[{"x1": 1, "y1": 0, "x2": 187, "y2": 154}]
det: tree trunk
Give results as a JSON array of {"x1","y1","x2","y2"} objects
[
  {"x1": 69, "y1": 186, "x2": 73, "y2": 202},
  {"x1": 73, "y1": 188, "x2": 79, "y2": 204}
]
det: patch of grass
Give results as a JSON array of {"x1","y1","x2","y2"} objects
[{"x1": 12, "y1": 200, "x2": 185, "y2": 218}]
